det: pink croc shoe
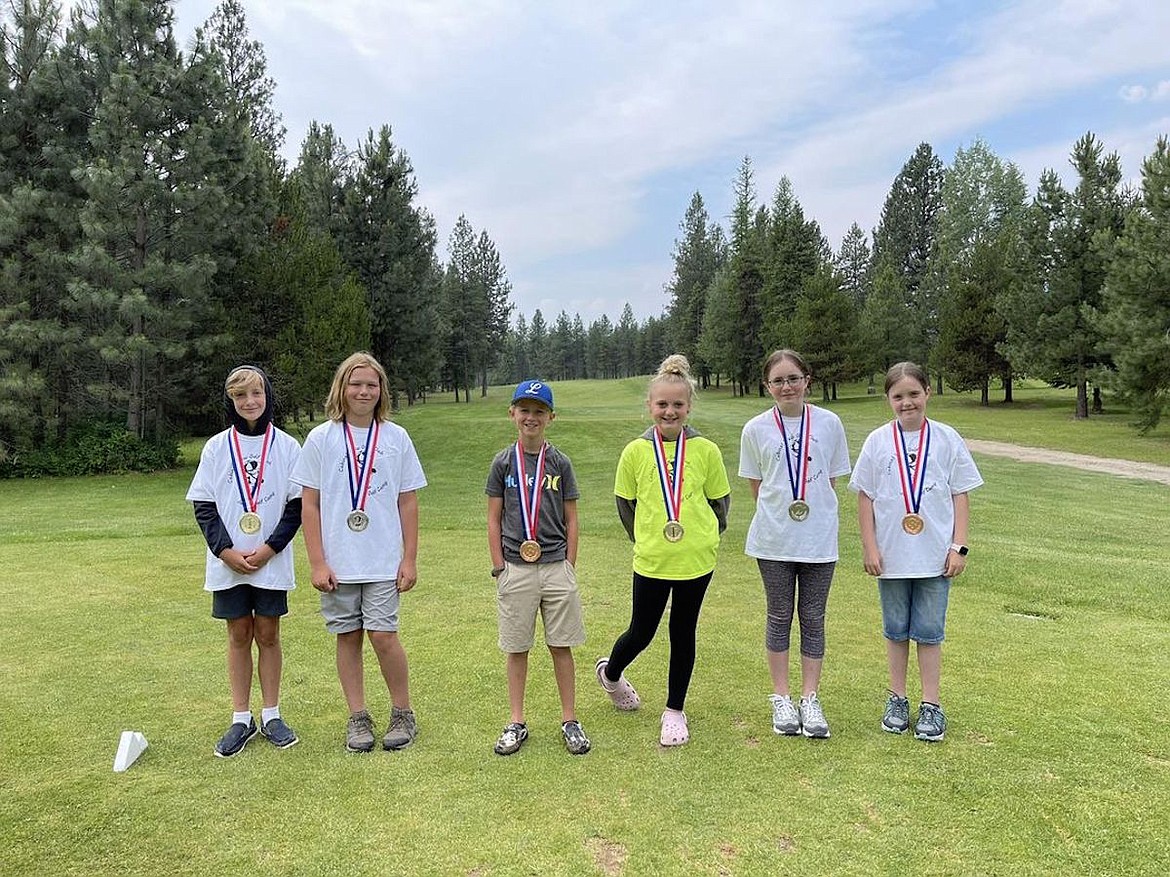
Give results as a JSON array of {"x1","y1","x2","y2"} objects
[
  {"x1": 595, "y1": 658, "x2": 641, "y2": 710},
  {"x1": 660, "y1": 709, "x2": 689, "y2": 746}
]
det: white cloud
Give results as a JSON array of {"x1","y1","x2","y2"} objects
[{"x1": 1120, "y1": 85, "x2": 1149, "y2": 103}]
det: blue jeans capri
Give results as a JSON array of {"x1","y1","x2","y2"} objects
[{"x1": 878, "y1": 576, "x2": 950, "y2": 644}]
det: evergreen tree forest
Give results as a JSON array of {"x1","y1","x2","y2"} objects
[{"x1": 2, "y1": 1, "x2": 1169, "y2": 476}]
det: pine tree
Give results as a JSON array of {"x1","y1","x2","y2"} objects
[
  {"x1": 1103, "y1": 136, "x2": 1170, "y2": 431},
  {"x1": 336, "y1": 125, "x2": 440, "y2": 407},
  {"x1": 665, "y1": 191, "x2": 725, "y2": 386}
]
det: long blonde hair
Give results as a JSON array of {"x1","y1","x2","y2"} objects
[
  {"x1": 648, "y1": 354, "x2": 697, "y2": 405},
  {"x1": 325, "y1": 352, "x2": 391, "y2": 422}
]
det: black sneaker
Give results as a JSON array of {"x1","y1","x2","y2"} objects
[
  {"x1": 882, "y1": 693, "x2": 910, "y2": 734},
  {"x1": 494, "y1": 722, "x2": 528, "y2": 756},
  {"x1": 260, "y1": 717, "x2": 299, "y2": 749},
  {"x1": 914, "y1": 701, "x2": 947, "y2": 742},
  {"x1": 561, "y1": 720, "x2": 591, "y2": 755},
  {"x1": 214, "y1": 719, "x2": 258, "y2": 758}
]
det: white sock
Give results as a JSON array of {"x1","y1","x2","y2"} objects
[
  {"x1": 232, "y1": 710, "x2": 253, "y2": 726},
  {"x1": 261, "y1": 705, "x2": 281, "y2": 725}
]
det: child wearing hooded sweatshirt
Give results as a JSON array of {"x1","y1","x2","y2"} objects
[{"x1": 186, "y1": 366, "x2": 304, "y2": 757}]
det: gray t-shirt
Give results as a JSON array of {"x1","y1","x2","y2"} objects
[{"x1": 486, "y1": 442, "x2": 579, "y2": 563}]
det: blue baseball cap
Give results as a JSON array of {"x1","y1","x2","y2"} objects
[{"x1": 511, "y1": 379, "x2": 554, "y2": 410}]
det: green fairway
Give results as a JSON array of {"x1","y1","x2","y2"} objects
[{"x1": 2, "y1": 379, "x2": 1168, "y2": 876}]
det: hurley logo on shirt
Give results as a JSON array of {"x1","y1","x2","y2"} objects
[{"x1": 504, "y1": 473, "x2": 562, "y2": 491}]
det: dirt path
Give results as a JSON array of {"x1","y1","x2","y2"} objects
[{"x1": 966, "y1": 439, "x2": 1170, "y2": 486}]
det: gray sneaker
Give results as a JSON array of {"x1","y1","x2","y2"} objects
[
  {"x1": 768, "y1": 694, "x2": 801, "y2": 736},
  {"x1": 882, "y1": 693, "x2": 910, "y2": 734},
  {"x1": 383, "y1": 706, "x2": 418, "y2": 750},
  {"x1": 346, "y1": 709, "x2": 376, "y2": 753},
  {"x1": 799, "y1": 693, "x2": 830, "y2": 739},
  {"x1": 914, "y1": 701, "x2": 946, "y2": 742}
]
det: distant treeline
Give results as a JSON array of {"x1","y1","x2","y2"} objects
[
  {"x1": 495, "y1": 140, "x2": 1170, "y2": 434},
  {"x1": 2, "y1": 1, "x2": 1168, "y2": 477}
]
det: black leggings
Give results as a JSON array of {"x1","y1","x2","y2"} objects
[{"x1": 604, "y1": 570, "x2": 713, "y2": 711}]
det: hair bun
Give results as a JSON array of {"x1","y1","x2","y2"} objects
[{"x1": 657, "y1": 354, "x2": 692, "y2": 379}]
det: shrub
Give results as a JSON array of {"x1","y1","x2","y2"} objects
[{"x1": 0, "y1": 422, "x2": 180, "y2": 478}]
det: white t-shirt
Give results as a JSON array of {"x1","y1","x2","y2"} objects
[
  {"x1": 185, "y1": 427, "x2": 303, "y2": 592},
  {"x1": 739, "y1": 405, "x2": 851, "y2": 562},
  {"x1": 291, "y1": 419, "x2": 427, "y2": 583},
  {"x1": 849, "y1": 419, "x2": 983, "y2": 578}
]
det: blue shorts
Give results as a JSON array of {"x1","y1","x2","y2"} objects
[
  {"x1": 211, "y1": 584, "x2": 289, "y2": 620},
  {"x1": 877, "y1": 576, "x2": 950, "y2": 644}
]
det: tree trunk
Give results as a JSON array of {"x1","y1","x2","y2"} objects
[
  {"x1": 1092, "y1": 385, "x2": 1103, "y2": 414},
  {"x1": 1003, "y1": 372, "x2": 1013, "y2": 403},
  {"x1": 980, "y1": 380, "x2": 989, "y2": 406},
  {"x1": 1075, "y1": 379, "x2": 1088, "y2": 419}
]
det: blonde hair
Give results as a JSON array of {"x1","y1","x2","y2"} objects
[
  {"x1": 325, "y1": 352, "x2": 390, "y2": 422},
  {"x1": 224, "y1": 367, "x2": 265, "y2": 396},
  {"x1": 648, "y1": 353, "x2": 697, "y2": 405}
]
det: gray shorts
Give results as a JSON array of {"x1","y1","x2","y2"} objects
[
  {"x1": 497, "y1": 559, "x2": 585, "y2": 653},
  {"x1": 321, "y1": 580, "x2": 400, "y2": 634}
]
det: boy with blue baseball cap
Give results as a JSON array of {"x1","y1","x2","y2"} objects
[{"x1": 485, "y1": 380, "x2": 590, "y2": 755}]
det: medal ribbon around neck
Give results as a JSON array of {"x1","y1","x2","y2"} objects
[
  {"x1": 773, "y1": 405, "x2": 811, "y2": 504},
  {"x1": 229, "y1": 424, "x2": 273, "y2": 517},
  {"x1": 343, "y1": 418, "x2": 380, "y2": 517},
  {"x1": 652, "y1": 427, "x2": 686, "y2": 527},
  {"x1": 513, "y1": 441, "x2": 548, "y2": 543},
  {"x1": 893, "y1": 418, "x2": 931, "y2": 518}
]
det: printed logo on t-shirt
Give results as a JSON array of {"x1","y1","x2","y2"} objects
[{"x1": 504, "y1": 472, "x2": 562, "y2": 492}]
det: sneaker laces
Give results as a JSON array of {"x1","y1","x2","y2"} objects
[{"x1": 802, "y1": 695, "x2": 826, "y2": 725}]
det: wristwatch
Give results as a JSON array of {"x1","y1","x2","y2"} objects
[
  {"x1": 949, "y1": 543, "x2": 969, "y2": 556},
  {"x1": 490, "y1": 565, "x2": 506, "y2": 578}
]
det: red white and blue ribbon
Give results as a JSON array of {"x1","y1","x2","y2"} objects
[
  {"x1": 893, "y1": 418, "x2": 930, "y2": 517},
  {"x1": 773, "y1": 404, "x2": 811, "y2": 505},
  {"x1": 343, "y1": 418, "x2": 380, "y2": 516},
  {"x1": 652, "y1": 427, "x2": 686, "y2": 526},
  {"x1": 513, "y1": 441, "x2": 547, "y2": 542},
  {"x1": 229, "y1": 424, "x2": 272, "y2": 516}
]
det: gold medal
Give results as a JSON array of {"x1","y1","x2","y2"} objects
[
  {"x1": 347, "y1": 510, "x2": 370, "y2": 532},
  {"x1": 902, "y1": 513, "x2": 925, "y2": 536},
  {"x1": 239, "y1": 512, "x2": 262, "y2": 535},
  {"x1": 788, "y1": 500, "x2": 810, "y2": 522},
  {"x1": 663, "y1": 521, "x2": 685, "y2": 542},
  {"x1": 519, "y1": 539, "x2": 542, "y2": 562}
]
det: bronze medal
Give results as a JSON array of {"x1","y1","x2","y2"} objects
[
  {"x1": 663, "y1": 521, "x2": 685, "y2": 543},
  {"x1": 519, "y1": 539, "x2": 542, "y2": 562},
  {"x1": 347, "y1": 509, "x2": 370, "y2": 532},
  {"x1": 788, "y1": 500, "x2": 810, "y2": 522},
  {"x1": 902, "y1": 513, "x2": 925, "y2": 536},
  {"x1": 239, "y1": 512, "x2": 262, "y2": 535}
]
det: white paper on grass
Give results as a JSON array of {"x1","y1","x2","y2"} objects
[{"x1": 113, "y1": 731, "x2": 148, "y2": 772}]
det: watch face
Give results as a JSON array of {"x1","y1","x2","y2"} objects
[{"x1": 958, "y1": 546, "x2": 968, "y2": 556}]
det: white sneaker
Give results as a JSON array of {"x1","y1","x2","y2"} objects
[
  {"x1": 768, "y1": 694, "x2": 801, "y2": 735},
  {"x1": 799, "y1": 693, "x2": 830, "y2": 738}
]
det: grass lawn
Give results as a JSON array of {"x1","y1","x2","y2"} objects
[{"x1": 1, "y1": 378, "x2": 1167, "y2": 876}]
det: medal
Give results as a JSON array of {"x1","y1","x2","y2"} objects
[
  {"x1": 344, "y1": 418, "x2": 380, "y2": 534},
  {"x1": 893, "y1": 418, "x2": 931, "y2": 537},
  {"x1": 513, "y1": 441, "x2": 548, "y2": 562},
  {"x1": 229, "y1": 424, "x2": 273, "y2": 537},
  {"x1": 653, "y1": 427, "x2": 686, "y2": 543},
  {"x1": 774, "y1": 405, "x2": 812, "y2": 523}
]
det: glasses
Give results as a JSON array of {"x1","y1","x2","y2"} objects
[{"x1": 766, "y1": 375, "x2": 808, "y2": 388}]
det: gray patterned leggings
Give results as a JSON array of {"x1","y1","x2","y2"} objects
[{"x1": 757, "y1": 559, "x2": 836, "y2": 658}]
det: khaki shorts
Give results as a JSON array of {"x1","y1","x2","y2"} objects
[
  {"x1": 321, "y1": 580, "x2": 400, "y2": 634},
  {"x1": 497, "y1": 559, "x2": 585, "y2": 653}
]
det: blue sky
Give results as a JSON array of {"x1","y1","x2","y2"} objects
[{"x1": 163, "y1": 1, "x2": 1170, "y2": 324}]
